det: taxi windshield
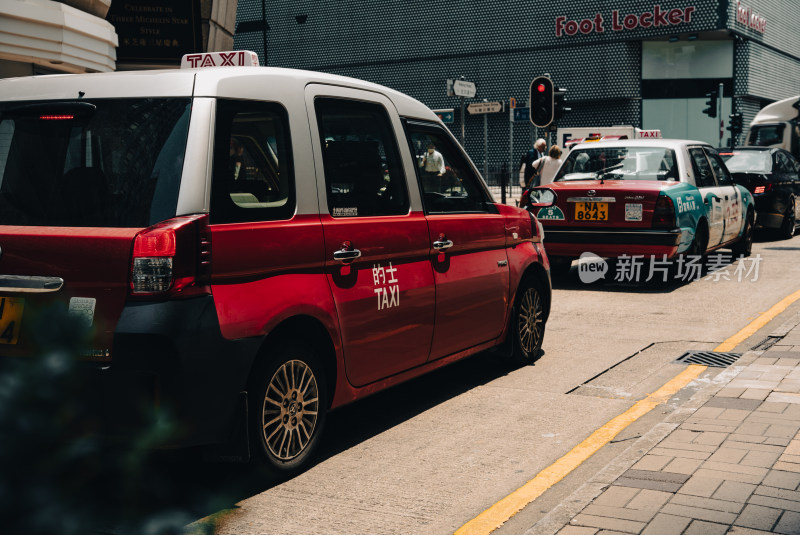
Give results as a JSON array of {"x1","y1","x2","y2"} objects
[
  {"x1": 0, "y1": 98, "x2": 191, "y2": 227},
  {"x1": 555, "y1": 146, "x2": 678, "y2": 182},
  {"x1": 719, "y1": 150, "x2": 771, "y2": 173}
]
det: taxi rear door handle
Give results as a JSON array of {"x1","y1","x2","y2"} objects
[{"x1": 433, "y1": 239, "x2": 453, "y2": 250}]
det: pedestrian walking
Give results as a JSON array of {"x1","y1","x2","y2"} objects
[
  {"x1": 530, "y1": 145, "x2": 563, "y2": 186},
  {"x1": 519, "y1": 138, "x2": 548, "y2": 187}
]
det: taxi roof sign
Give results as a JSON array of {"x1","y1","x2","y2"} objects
[{"x1": 181, "y1": 51, "x2": 260, "y2": 69}]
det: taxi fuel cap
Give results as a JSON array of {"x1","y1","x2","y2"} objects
[{"x1": 180, "y1": 50, "x2": 260, "y2": 69}]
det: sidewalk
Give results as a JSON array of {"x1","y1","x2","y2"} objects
[{"x1": 540, "y1": 314, "x2": 800, "y2": 535}]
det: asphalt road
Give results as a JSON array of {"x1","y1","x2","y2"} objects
[{"x1": 173, "y1": 230, "x2": 800, "y2": 535}]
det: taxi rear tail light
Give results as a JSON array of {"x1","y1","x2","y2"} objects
[
  {"x1": 530, "y1": 212, "x2": 544, "y2": 243},
  {"x1": 131, "y1": 215, "x2": 211, "y2": 297},
  {"x1": 652, "y1": 194, "x2": 676, "y2": 228}
]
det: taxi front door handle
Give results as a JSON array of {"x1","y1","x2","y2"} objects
[
  {"x1": 333, "y1": 248, "x2": 361, "y2": 262},
  {"x1": 433, "y1": 239, "x2": 454, "y2": 250}
]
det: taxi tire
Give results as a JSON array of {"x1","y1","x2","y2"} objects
[
  {"x1": 249, "y1": 341, "x2": 328, "y2": 479},
  {"x1": 688, "y1": 222, "x2": 708, "y2": 261},
  {"x1": 780, "y1": 198, "x2": 796, "y2": 240},
  {"x1": 510, "y1": 276, "x2": 546, "y2": 365},
  {"x1": 732, "y1": 210, "x2": 754, "y2": 257}
]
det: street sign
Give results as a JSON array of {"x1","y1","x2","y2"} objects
[
  {"x1": 512, "y1": 107, "x2": 529, "y2": 122},
  {"x1": 433, "y1": 109, "x2": 454, "y2": 124},
  {"x1": 453, "y1": 79, "x2": 477, "y2": 98},
  {"x1": 467, "y1": 101, "x2": 503, "y2": 114}
]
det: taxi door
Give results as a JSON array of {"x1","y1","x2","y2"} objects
[
  {"x1": 405, "y1": 122, "x2": 509, "y2": 361},
  {"x1": 688, "y1": 146, "x2": 725, "y2": 248},
  {"x1": 306, "y1": 85, "x2": 435, "y2": 387},
  {"x1": 704, "y1": 147, "x2": 743, "y2": 243}
]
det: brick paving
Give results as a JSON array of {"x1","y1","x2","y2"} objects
[{"x1": 553, "y1": 339, "x2": 800, "y2": 534}]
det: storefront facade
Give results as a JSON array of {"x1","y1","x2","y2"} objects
[{"x1": 234, "y1": 0, "x2": 799, "y2": 183}]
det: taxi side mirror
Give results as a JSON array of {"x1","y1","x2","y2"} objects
[{"x1": 528, "y1": 187, "x2": 556, "y2": 208}]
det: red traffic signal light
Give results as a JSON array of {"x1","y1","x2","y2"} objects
[{"x1": 530, "y1": 76, "x2": 554, "y2": 127}]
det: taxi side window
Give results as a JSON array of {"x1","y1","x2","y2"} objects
[
  {"x1": 315, "y1": 98, "x2": 409, "y2": 217},
  {"x1": 211, "y1": 100, "x2": 294, "y2": 224},
  {"x1": 405, "y1": 123, "x2": 490, "y2": 214},
  {"x1": 688, "y1": 147, "x2": 716, "y2": 188},
  {"x1": 704, "y1": 148, "x2": 732, "y2": 185}
]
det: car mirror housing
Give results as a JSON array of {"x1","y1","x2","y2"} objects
[{"x1": 528, "y1": 187, "x2": 557, "y2": 208}]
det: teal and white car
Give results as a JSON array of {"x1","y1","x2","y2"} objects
[{"x1": 533, "y1": 139, "x2": 755, "y2": 272}]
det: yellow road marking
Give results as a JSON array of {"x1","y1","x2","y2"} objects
[
  {"x1": 714, "y1": 288, "x2": 800, "y2": 352},
  {"x1": 458, "y1": 288, "x2": 800, "y2": 535},
  {"x1": 455, "y1": 364, "x2": 707, "y2": 535}
]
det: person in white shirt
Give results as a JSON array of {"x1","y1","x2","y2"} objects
[
  {"x1": 420, "y1": 143, "x2": 445, "y2": 174},
  {"x1": 531, "y1": 145, "x2": 563, "y2": 186},
  {"x1": 420, "y1": 143, "x2": 446, "y2": 190}
]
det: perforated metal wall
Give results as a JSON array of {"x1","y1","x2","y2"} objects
[{"x1": 234, "y1": 0, "x2": 800, "y2": 181}]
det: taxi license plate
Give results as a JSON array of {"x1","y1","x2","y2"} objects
[
  {"x1": 0, "y1": 297, "x2": 24, "y2": 344},
  {"x1": 575, "y1": 202, "x2": 608, "y2": 221}
]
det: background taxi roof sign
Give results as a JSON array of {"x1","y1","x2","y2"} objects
[{"x1": 181, "y1": 51, "x2": 260, "y2": 69}]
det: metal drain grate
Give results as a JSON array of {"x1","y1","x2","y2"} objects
[
  {"x1": 675, "y1": 351, "x2": 742, "y2": 368},
  {"x1": 751, "y1": 336, "x2": 781, "y2": 351}
]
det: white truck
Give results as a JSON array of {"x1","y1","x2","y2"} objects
[
  {"x1": 745, "y1": 96, "x2": 800, "y2": 160},
  {"x1": 556, "y1": 126, "x2": 661, "y2": 151}
]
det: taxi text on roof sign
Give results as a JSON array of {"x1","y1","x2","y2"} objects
[{"x1": 181, "y1": 50, "x2": 260, "y2": 69}]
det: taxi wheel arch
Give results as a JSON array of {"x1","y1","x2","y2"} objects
[
  {"x1": 690, "y1": 218, "x2": 709, "y2": 258},
  {"x1": 252, "y1": 316, "x2": 337, "y2": 407}
]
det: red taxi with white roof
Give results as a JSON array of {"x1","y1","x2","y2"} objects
[
  {"x1": 0, "y1": 52, "x2": 551, "y2": 476},
  {"x1": 531, "y1": 139, "x2": 755, "y2": 275}
]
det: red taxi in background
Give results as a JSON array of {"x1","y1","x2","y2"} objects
[
  {"x1": 0, "y1": 52, "x2": 551, "y2": 477},
  {"x1": 532, "y1": 139, "x2": 755, "y2": 276}
]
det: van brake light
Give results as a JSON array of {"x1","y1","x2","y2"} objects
[{"x1": 753, "y1": 184, "x2": 772, "y2": 194}]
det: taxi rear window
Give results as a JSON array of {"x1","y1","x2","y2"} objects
[{"x1": 0, "y1": 98, "x2": 191, "y2": 227}]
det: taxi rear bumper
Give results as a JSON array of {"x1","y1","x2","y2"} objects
[{"x1": 543, "y1": 227, "x2": 682, "y2": 258}]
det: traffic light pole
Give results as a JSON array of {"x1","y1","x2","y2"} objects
[
  {"x1": 460, "y1": 96, "x2": 465, "y2": 145},
  {"x1": 483, "y1": 100, "x2": 489, "y2": 181},
  {"x1": 718, "y1": 82, "x2": 724, "y2": 146}
]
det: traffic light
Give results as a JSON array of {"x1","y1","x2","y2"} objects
[
  {"x1": 530, "y1": 76, "x2": 554, "y2": 127},
  {"x1": 727, "y1": 112, "x2": 744, "y2": 143},
  {"x1": 554, "y1": 88, "x2": 571, "y2": 121},
  {"x1": 703, "y1": 90, "x2": 718, "y2": 118}
]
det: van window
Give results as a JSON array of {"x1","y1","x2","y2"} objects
[
  {"x1": 211, "y1": 100, "x2": 294, "y2": 223},
  {"x1": 0, "y1": 98, "x2": 191, "y2": 227},
  {"x1": 315, "y1": 98, "x2": 408, "y2": 217},
  {"x1": 405, "y1": 123, "x2": 491, "y2": 213},
  {"x1": 748, "y1": 124, "x2": 785, "y2": 147}
]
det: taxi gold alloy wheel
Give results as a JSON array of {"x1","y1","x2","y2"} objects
[
  {"x1": 262, "y1": 359, "x2": 320, "y2": 461},
  {"x1": 251, "y1": 341, "x2": 328, "y2": 475},
  {"x1": 514, "y1": 280, "x2": 545, "y2": 363}
]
